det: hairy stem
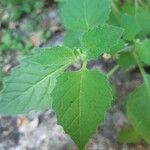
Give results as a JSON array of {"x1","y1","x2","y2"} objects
[{"x1": 133, "y1": 51, "x2": 150, "y2": 95}]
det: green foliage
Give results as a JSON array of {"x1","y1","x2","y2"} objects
[
  {"x1": 59, "y1": 0, "x2": 112, "y2": 48},
  {"x1": 117, "y1": 127, "x2": 142, "y2": 144},
  {"x1": 64, "y1": 30, "x2": 82, "y2": 48},
  {"x1": 0, "y1": 45, "x2": 113, "y2": 149},
  {"x1": 117, "y1": 51, "x2": 136, "y2": 70},
  {"x1": 0, "y1": 0, "x2": 150, "y2": 149},
  {"x1": 81, "y1": 24, "x2": 123, "y2": 60},
  {"x1": 137, "y1": 39, "x2": 150, "y2": 65},
  {"x1": 52, "y1": 69, "x2": 112, "y2": 149},
  {"x1": 126, "y1": 75, "x2": 150, "y2": 144},
  {"x1": 120, "y1": 13, "x2": 141, "y2": 41},
  {"x1": 0, "y1": 46, "x2": 77, "y2": 114},
  {"x1": 59, "y1": 0, "x2": 111, "y2": 31},
  {"x1": 136, "y1": 7, "x2": 150, "y2": 37}
]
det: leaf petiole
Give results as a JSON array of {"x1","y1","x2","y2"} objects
[
  {"x1": 107, "y1": 64, "x2": 119, "y2": 79},
  {"x1": 132, "y1": 51, "x2": 150, "y2": 96}
]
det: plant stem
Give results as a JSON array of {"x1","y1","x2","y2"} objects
[
  {"x1": 133, "y1": 51, "x2": 150, "y2": 94},
  {"x1": 107, "y1": 64, "x2": 119, "y2": 79},
  {"x1": 82, "y1": 60, "x2": 87, "y2": 70},
  {"x1": 112, "y1": 0, "x2": 120, "y2": 16},
  {"x1": 137, "y1": 0, "x2": 148, "y2": 9},
  {"x1": 135, "y1": 0, "x2": 139, "y2": 13}
]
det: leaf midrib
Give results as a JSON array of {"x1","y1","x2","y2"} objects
[{"x1": 78, "y1": 69, "x2": 84, "y2": 148}]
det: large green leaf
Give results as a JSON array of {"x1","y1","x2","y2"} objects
[
  {"x1": 126, "y1": 75, "x2": 150, "y2": 143},
  {"x1": 81, "y1": 24, "x2": 123, "y2": 60},
  {"x1": 0, "y1": 46, "x2": 77, "y2": 115},
  {"x1": 137, "y1": 39, "x2": 150, "y2": 65},
  {"x1": 59, "y1": 0, "x2": 111, "y2": 31},
  {"x1": 52, "y1": 69, "x2": 113, "y2": 149}
]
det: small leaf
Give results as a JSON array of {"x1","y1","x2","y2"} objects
[
  {"x1": 137, "y1": 39, "x2": 150, "y2": 65},
  {"x1": 0, "y1": 46, "x2": 77, "y2": 115},
  {"x1": 81, "y1": 24, "x2": 123, "y2": 60},
  {"x1": 117, "y1": 127, "x2": 142, "y2": 144},
  {"x1": 126, "y1": 75, "x2": 150, "y2": 144},
  {"x1": 52, "y1": 69, "x2": 113, "y2": 149},
  {"x1": 59, "y1": 0, "x2": 111, "y2": 31},
  {"x1": 117, "y1": 51, "x2": 136, "y2": 70}
]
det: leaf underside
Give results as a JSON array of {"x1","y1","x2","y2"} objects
[{"x1": 0, "y1": 46, "x2": 76, "y2": 115}]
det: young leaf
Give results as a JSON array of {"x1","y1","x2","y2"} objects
[
  {"x1": 81, "y1": 24, "x2": 123, "y2": 60},
  {"x1": 126, "y1": 75, "x2": 150, "y2": 144},
  {"x1": 137, "y1": 39, "x2": 150, "y2": 65},
  {"x1": 52, "y1": 69, "x2": 113, "y2": 150},
  {"x1": 117, "y1": 127, "x2": 142, "y2": 144},
  {"x1": 117, "y1": 51, "x2": 136, "y2": 71},
  {"x1": 0, "y1": 46, "x2": 77, "y2": 115},
  {"x1": 59, "y1": 0, "x2": 111, "y2": 31}
]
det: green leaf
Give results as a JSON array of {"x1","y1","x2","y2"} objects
[
  {"x1": 52, "y1": 69, "x2": 113, "y2": 149},
  {"x1": 117, "y1": 127, "x2": 142, "y2": 144},
  {"x1": 117, "y1": 51, "x2": 136, "y2": 70},
  {"x1": 121, "y1": 4, "x2": 150, "y2": 38},
  {"x1": 81, "y1": 24, "x2": 123, "y2": 60},
  {"x1": 30, "y1": 46, "x2": 77, "y2": 66},
  {"x1": 136, "y1": 7, "x2": 150, "y2": 37},
  {"x1": 59, "y1": 0, "x2": 111, "y2": 31},
  {"x1": 110, "y1": 39, "x2": 125, "y2": 54},
  {"x1": 64, "y1": 30, "x2": 82, "y2": 48},
  {"x1": 120, "y1": 13, "x2": 141, "y2": 41},
  {"x1": 0, "y1": 46, "x2": 77, "y2": 115},
  {"x1": 122, "y1": 3, "x2": 136, "y2": 15},
  {"x1": 137, "y1": 39, "x2": 150, "y2": 65},
  {"x1": 126, "y1": 75, "x2": 150, "y2": 144}
]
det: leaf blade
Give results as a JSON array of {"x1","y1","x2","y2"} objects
[
  {"x1": 137, "y1": 39, "x2": 150, "y2": 65},
  {"x1": 59, "y1": 0, "x2": 111, "y2": 31},
  {"x1": 81, "y1": 25, "x2": 123, "y2": 60},
  {"x1": 0, "y1": 46, "x2": 76, "y2": 115},
  {"x1": 52, "y1": 69, "x2": 113, "y2": 149},
  {"x1": 126, "y1": 75, "x2": 150, "y2": 143}
]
